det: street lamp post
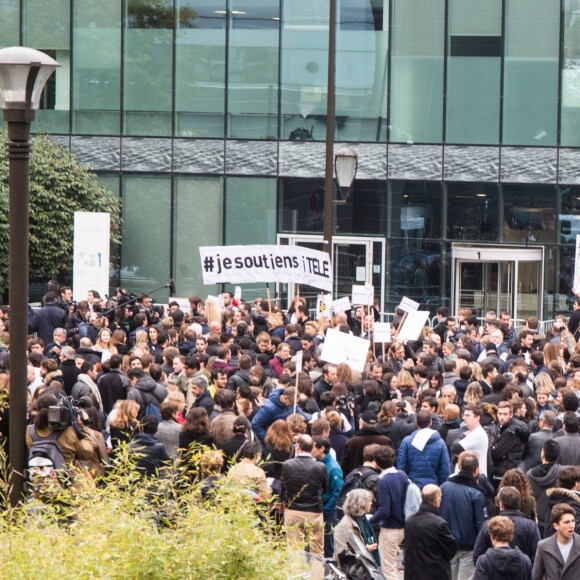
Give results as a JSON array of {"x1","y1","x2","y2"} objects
[{"x1": 0, "y1": 46, "x2": 59, "y2": 507}]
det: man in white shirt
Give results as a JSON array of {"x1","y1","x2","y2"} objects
[{"x1": 451, "y1": 403, "x2": 489, "y2": 477}]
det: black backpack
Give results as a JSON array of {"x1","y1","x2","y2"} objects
[
  {"x1": 336, "y1": 467, "x2": 377, "y2": 517},
  {"x1": 137, "y1": 390, "x2": 162, "y2": 422}
]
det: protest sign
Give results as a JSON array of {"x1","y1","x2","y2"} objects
[
  {"x1": 396, "y1": 311, "x2": 430, "y2": 342},
  {"x1": 332, "y1": 296, "x2": 352, "y2": 314},
  {"x1": 172, "y1": 297, "x2": 191, "y2": 314},
  {"x1": 316, "y1": 294, "x2": 332, "y2": 319},
  {"x1": 374, "y1": 323, "x2": 391, "y2": 343},
  {"x1": 398, "y1": 296, "x2": 420, "y2": 313},
  {"x1": 294, "y1": 350, "x2": 303, "y2": 374},
  {"x1": 199, "y1": 245, "x2": 332, "y2": 292},
  {"x1": 320, "y1": 329, "x2": 370, "y2": 372},
  {"x1": 574, "y1": 235, "x2": 580, "y2": 294},
  {"x1": 352, "y1": 284, "x2": 374, "y2": 305}
]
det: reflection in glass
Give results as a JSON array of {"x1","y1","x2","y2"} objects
[
  {"x1": 390, "y1": 0, "x2": 444, "y2": 144},
  {"x1": 73, "y1": 1, "x2": 121, "y2": 135},
  {"x1": 446, "y1": 183, "x2": 498, "y2": 241},
  {"x1": 503, "y1": 185, "x2": 556, "y2": 244},
  {"x1": 562, "y1": 0, "x2": 580, "y2": 146},
  {"x1": 503, "y1": 0, "x2": 559, "y2": 146}
]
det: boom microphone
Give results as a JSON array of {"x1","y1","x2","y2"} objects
[{"x1": 168, "y1": 279, "x2": 176, "y2": 297}]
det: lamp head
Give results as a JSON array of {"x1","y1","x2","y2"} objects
[
  {"x1": 334, "y1": 146, "x2": 358, "y2": 201},
  {"x1": 0, "y1": 46, "x2": 59, "y2": 111}
]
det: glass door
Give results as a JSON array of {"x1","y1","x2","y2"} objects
[
  {"x1": 452, "y1": 245, "x2": 543, "y2": 321},
  {"x1": 277, "y1": 235, "x2": 385, "y2": 315}
]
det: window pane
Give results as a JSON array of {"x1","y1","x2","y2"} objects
[
  {"x1": 503, "y1": 184, "x2": 556, "y2": 244},
  {"x1": 0, "y1": 0, "x2": 19, "y2": 46},
  {"x1": 446, "y1": 0, "x2": 501, "y2": 144},
  {"x1": 280, "y1": 1, "x2": 329, "y2": 142},
  {"x1": 73, "y1": 0, "x2": 121, "y2": 135},
  {"x1": 390, "y1": 0, "x2": 444, "y2": 144},
  {"x1": 389, "y1": 181, "x2": 442, "y2": 240},
  {"x1": 175, "y1": 1, "x2": 226, "y2": 137},
  {"x1": 446, "y1": 183, "x2": 499, "y2": 241},
  {"x1": 225, "y1": 177, "x2": 276, "y2": 298},
  {"x1": 124, "y1": 0, "x2": 173, "y2": 136},
  {"x1": 562, "y1": 1, "x2": 580, "y2": 146},
  {"x1": 335, "y1": 0, "x2": 388, "y2": 142},
  {"x1": 503, "y1": 0, "x2": 559, "y2": 146},
  {"x1": 174, "y1": 177, "x2": 223, "y2": 297},
  {"x1": 560, "y1": 186, "x2": 580, "y2": 245},
  {"x1": 121, "y1": 176, "x2": 171, "y2": 299},
  {"x1": 23, "y1": 0, "x2": 70, "y2": 133},
  {"x1": 228, "y1": 0, "x2": 279, "y2": 139}
]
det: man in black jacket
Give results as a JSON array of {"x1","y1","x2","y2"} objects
[
  {"x1": 404, "y1": 484, "x2": 458, "y2": 580},
  {"x1": 473, "y1": 486, "x2": 540, "y2": 566},
  {"x1": 281, "y1": 435, "x2": 328, "y2": 568}
]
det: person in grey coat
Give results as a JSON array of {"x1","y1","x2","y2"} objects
[{"x1": 533, "y1": 503, "x2": 580, "y2": 580}]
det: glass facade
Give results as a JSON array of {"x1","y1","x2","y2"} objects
[{"x1": 3, "y1": 1, "x2": 580, "y2": 316}]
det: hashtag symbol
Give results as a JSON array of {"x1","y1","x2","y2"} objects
[{"x1": 203, "y1": 256, "x2": 215, "y2": 272}]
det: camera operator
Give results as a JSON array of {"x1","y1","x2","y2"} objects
[
  {"x1": 58, "y1": 286, "x2": 73, "y2": 310},
  {"x1": 132, "y1": 294, "x2": 160, "y2": 327},
  {"x1": 26, "y1": 392, "x2": 94, "y2": 468},
  {"x1": 65, "y1": 300, "x2": 89, "y2": 340},
  {"x1": 44, "y1": 328, "x2": 69, "y2": 361}
]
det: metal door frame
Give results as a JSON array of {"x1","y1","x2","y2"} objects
[
  {"x1": 277, "y1": 234, "x2": 385, "y2": 314},
  {"x1": 451, "y1": 244, "x2": 544, "y2": 320}
]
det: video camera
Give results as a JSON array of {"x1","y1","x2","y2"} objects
[{"x1": 47, "y1": 396, "x2": 85, "y2": 438}]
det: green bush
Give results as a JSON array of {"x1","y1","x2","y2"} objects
[
  {"x1": 0, "y1": 450, "x2": 309, "y2": 579},
  {"x1": 0, "y1": 132, "x2": 122, "y2": 296}
]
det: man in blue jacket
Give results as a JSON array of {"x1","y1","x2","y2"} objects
[
  {"x1": 251, "y1": 386, "x2": 309, "y2": 442},
  {"x1": 312, "y1": 436, "x2": 344, "y2": 558},
  {"x1": 396, "y1": 410, "x2": 450, "y2": 488},
  {"x1": 370, "y1": 445, "x2": 408, "y2": 579},
  {"x1": 440, "y1": 451, "x2": 488, "y2": 580}
]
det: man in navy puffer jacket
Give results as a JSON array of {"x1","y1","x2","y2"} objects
[{"x1": 396, "y1": 410, "x2": 450, "y2": 488}]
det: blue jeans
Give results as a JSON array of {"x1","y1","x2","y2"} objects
[{"x1": 324, "y1": 509, "x2": 338, "y2": 558}]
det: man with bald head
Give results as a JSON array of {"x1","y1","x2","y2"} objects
[{"x1": 404, "y1": 484, "x2": 458, "y2": 580}]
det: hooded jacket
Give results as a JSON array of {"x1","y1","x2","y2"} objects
[
  {"x1": 127, "y1": 374, "x2": 166, "y2": 411},
  {"x1": 526, "y1": 462, "x2": 561, "y2": 528},
  {"x1": 397, "y1": 429, "x2": 451, "y2": 488},
  {"x1": 544, "y1": 487, "x2": 580, "y2": 537},
  {"x1": 474, "y1": 546, "x2": 532, "y2": 580}
]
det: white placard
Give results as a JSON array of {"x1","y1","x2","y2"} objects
[
  {"x1": 73, "y1": 212, "x2": 110, "y2": 302},
  {"x1": 396, "y1": 311, "x2": 430, "y2": 342},
  {"x1": 320, "y1": 328, "x2": 371, "y2": 373},
  {"x1": 574, "y1": 235, "x2": 580, "y2": 294},
  {"x1": 234, "y1": 286, "x2": 242, "y2": 300},
  {"x1": 172, "y1": 297, "x2": 191, "y2": 314},
  {"x1": 332, "y1": 296, "x2": 352, "y2": 314},
  {"x1": 352, "y1": 284, "x2": 374, "y2": 305},
  {"x1": 199, "y1": 245, "x2": 332, "y2": 292},
  {"x1": 294, "y1": 350, "x2": 303, "y2": 374},
  {"x1": 374, "y1": 322, "x2": 391, "y2": 343},
  {"x1": 316, "y1": 293, "x2": 332, "y2": 319},
  {"x1": 398, "y1": 296, "x2": 420, "y2": 313}
]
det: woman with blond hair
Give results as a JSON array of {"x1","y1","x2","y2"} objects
[
  {"x1": 94, "y1": 327, "x2": 117, "y2": 363},
  {"x1": 464, "y1": 381, "x2": 484, "y2": 405},
  {"x1": 397, "y1": 369, "x2": 417, "y2": 398},
  {"x1": 266, "y1": 310, "x2": 286, "y2": 341},
  {"x1": 108, "y1": 399, "x2": 140, "y2": 457}
]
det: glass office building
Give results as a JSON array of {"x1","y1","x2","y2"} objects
[{"x1": 2, "y1": 0, "x2": 580, "y2": 320}]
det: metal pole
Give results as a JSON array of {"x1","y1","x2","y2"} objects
[
  {"x1": 6, "y1": 108, "x2": 33, "y2": 507},
  {"x1": 323, "y1": 0, "x2": 336, "y2": 260}
]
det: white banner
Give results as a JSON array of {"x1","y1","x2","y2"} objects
[
  {"x1": 574, "y1": 235, "x2": 580, "y2": 294},
  {"x1": 199, "y1": 245, "x2": 332, "y2": 292},
  {"x1": 73, "y1": 212, "x2": 110, "y2": 302},
  {"x1": 320, "y1": 328, "x2": 370, "y2": 372}
]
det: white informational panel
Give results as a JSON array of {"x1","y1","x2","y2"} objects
[
  {"x1": 320, "y1": 328, "x2": 370, "y2": 373},
  {"x1": 396, "y1": 311, "x2": 430, "y2": 342},
  {"x1": 73, "y1": 212, "x2": 110, "y2": 302},
  {"x1": 374, "y1": 323, "x2": 391, "y2": 343}
]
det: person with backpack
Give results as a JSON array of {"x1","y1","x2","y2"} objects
[
  {"x1": 127, "y1": 367, "x2": 166, "y2": 422},
  {"x1": 369, "y1": 445, "x2": 408, "y2": 579},
  {"x1": 26, "y1": 392, "x2": 95, "y2": 491}
]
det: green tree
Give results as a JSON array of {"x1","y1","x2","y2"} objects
[{"x1": 0, "y1": 132, "x2": 122, "y2": 297}]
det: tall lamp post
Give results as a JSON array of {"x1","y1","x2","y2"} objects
[
  {"x1": 0, "y1": 46, "x2": 59, "y2": 507},
  {"x1": 322, "y1": 1, "x2": 358, "y2": 275}
]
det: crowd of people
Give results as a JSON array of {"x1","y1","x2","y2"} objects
[{"x1": 1, "y1": 283, "x2": 580, "y2": 579}]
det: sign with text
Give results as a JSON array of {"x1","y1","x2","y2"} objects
[
  {"x1": 374, "y1": 322, "x2": 391, "y2": 343},
  {"x1": 316, "y1": 293, "x2": 332, "y2": 319},
  {"x1": 73, "y1": 212, "x2": 110, "y2": 302},
  {"x1": 399, "y1": 296, "x2": 420, "y2": 313},
  {"x1": 332, "y1": 296, "x2": 352, "y2": 314},
  {"x1": 320, "y1": 328, "x2": 370, "y2": 372},
  {"x1": 396, "y1": 310, "x2": 430, "y2": 342},
  {"x1": 352, "y1": 284, "x2": 374, "y2": 305},
  {"x1": 199, "y1": 245, "x2": 332, "y2": 292}
]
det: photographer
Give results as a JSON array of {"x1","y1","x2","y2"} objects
[
  {"x1": 26, "y1": 392, "x2": 94, "y2": 469},
  {"x1": 131, "y1": 294, "x2": 160, "y2": 328}
]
